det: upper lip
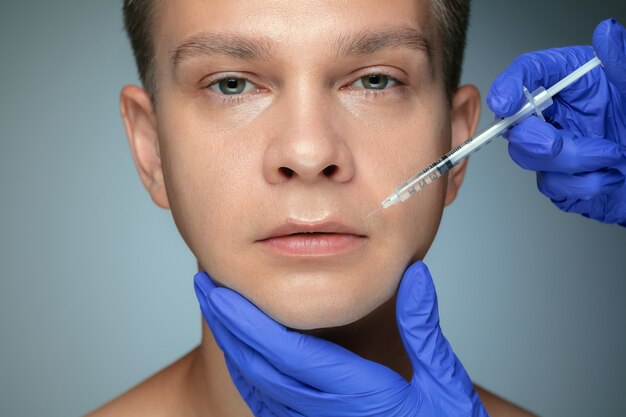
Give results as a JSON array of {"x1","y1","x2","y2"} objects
[{"x1": 258, "y1": 220, "x2": 366, "y2": 241}]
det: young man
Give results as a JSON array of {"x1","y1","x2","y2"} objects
[{"x1": 88, "y1": 0, "x2": 538, "y2": 415}]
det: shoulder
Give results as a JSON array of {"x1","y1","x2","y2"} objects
[
  {"x1": 84, "y1": 348, "x2": 197, "y2": 417},
  {"x1": 475, "y1": 385, "x2": 538, "y2": 417}
]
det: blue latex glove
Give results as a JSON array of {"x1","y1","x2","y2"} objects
[
  {"x1": 194, "y1": 262, "x2": 489, "y2": 417},
  {"x1": 487, "y1": 18, "x2": 626, "y2": 226}
]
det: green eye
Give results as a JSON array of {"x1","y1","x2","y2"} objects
[
  {"x1": 350, "y1": 73, "x2": 399, "y2": 91},
  {"x1": 218, "y1": 78, "x2": 247, "y2": 94},
  {"x1": 209, "y1": 77, "x2": 256, "y2": 95},
  {"x1": 360, "y1": 74, "x2": 389, "y2": 90}
]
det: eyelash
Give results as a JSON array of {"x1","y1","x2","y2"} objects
[{"x1": 202, "y1": 70, "x2": 406, "y2": 103}]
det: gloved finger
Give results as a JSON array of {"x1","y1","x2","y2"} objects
[
  {"x1": 225, "y1": 355, "x2": 281, "y2": 417},
  {"x1": 506, "y1": 119, "x2": 624, "y2": 174},
  {"x1": 207, "y1": 306, "x2": 322, "y2": 414},
  {"x1": 208, "y1": 287, "x2": 404, "y2": 396},
  {"x1": 487, "y1": 46, "x2": 595, "y2": 117},
  {"x1": 503, "y1": 116, "x2": 563, "y2": 161},
  {"x1": 256, "y1": 391, "x2": 304, "y2": 417},
  {"x1": 194, "y1": 272, "x2": 229, "y2": 351},
  {"x1": 537, "y1": 169, "x2": 625, "y2": 201},
  {"x1": 256, "y1": 389, "x2": 308, "y2": 417},
  {"x1": 224, "y1": 354, "x2": 262, "y2": 413},
  {"x1": 396, "y1": 262, "x2": 479, "y2": 402},
  {"x1": 593, "y1": 18, "x2": 626, "y2": 94},
  {"x1": 194, "y1": 272, "x2": 219, "y2": 338},
  {"x1": 227, "y1": 354, "x2": 299, "y2": 417},
  {"x1": 194, "y1": 271, "x2": 218, "y2": 291},
  {"x1": 545, "y1": 188, "x2": 626, "y2": 225}
]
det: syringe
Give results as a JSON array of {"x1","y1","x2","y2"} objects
[{"x1": 375, "y1": 56, "x2": 602, "y2": 211}]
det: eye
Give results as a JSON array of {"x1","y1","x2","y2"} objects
[
  {"x1": 209, "y1": 77, "x2": 257, "y2": 95},
  {"x1": 351, "y1": 73, "x2": 399, "y2": 90}
]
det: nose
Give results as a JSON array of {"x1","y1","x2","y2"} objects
[{"x1": 262, "y1": 91, "x2": 355, "y2": 185}]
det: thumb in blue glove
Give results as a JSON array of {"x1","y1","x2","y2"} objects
[
  {"x1": 487, "y1": 18, "x2": 626, "y2": 226},
  {"x1": 194, "y1": 262, "x2": 489, "y2": 417}
]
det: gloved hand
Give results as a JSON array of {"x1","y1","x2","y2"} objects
[
  {"x1": 487, "y1": 18, "x2": 626, "y2": 226},
  {"x1": 194, "y1": 262, "x2": 489, "y2": 417}
]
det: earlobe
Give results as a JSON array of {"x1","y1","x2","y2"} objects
[
  {"x1": 444, "y1": 84, "x2": 481, "y2": 207},
  {"x1": 120, "y1": 85, "x2": 170, "y2": 209}
]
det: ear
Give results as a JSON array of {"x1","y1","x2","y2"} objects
[
  {"x1": 120, "y1": 85, "x2": 170, "y2": 209},
  {"x1": 444, "y1": 84, "x2": 481, "y2": 207}
]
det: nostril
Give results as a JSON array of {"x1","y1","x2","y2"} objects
[
  {"x1": 323, "y1": 165, "x2": 338, "y2": 177},
  {"x1": 279, "y1": 167, "x2": 294, "y2": 178}
]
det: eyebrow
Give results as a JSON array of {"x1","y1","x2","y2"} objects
[
  {"x1": 334, "y1": 27, "x2": 433, "y2": 59},
  {"x1": 171, "y1": 33, "x2": 277, "y2": 67},
  {"x1": 170, "y1": 26, "x2": 433, "y2": 71}
]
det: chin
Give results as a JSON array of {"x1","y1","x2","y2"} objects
[
  {"x1": 253, "y1": 285, "x2": 393, "y2": 331},
  {"x1": 266, "y1": 304, "x2": 372, "y2": 331},
  {"x1": 201, "y1": 251, "x2": 410, "y2": 330}
]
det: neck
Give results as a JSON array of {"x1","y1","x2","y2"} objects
[{"x1": 187, "y1": 294, "x2": 412, "y2": 416}]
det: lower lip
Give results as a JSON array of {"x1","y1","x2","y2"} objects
[{"x1": 259, "y1": 233, "x2": 366, "y2": 256}]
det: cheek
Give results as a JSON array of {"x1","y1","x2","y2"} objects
[
  {"x1": 398, "y1": 181, "x2": 447, "y2": 262},
  {"x1": 156, "y1": 108, "x2": 261, "y2": 270},
  {"x1": 346, "y1": 88, "x2": 451, "y2": 188},
  {"x1": 357, "y1": 91, "x2": 450, "y2": 271}
]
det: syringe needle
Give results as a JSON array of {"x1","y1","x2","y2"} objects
[{"x1": 366, "y1": 206, "x2": 382, "y2": 219}]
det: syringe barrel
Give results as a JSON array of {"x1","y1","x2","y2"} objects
[
  {"x1": 380, "y1": 57, "x2": 601, "y2": 210},
  {"x1": 393, "y1": 87, "x2": 553, "y2": 201}
]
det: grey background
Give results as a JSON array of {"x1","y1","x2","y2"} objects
[{"x1": 1, "y1": 1, "x2": 625, "y2": 416}]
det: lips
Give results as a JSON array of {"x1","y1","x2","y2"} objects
[{"x1": 257, "y1": 220, "x2": 367, "y2": 256}]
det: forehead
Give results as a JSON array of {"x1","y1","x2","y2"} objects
[{"x1": 152, "y1": 0, "x2": 437, "y2": 61}]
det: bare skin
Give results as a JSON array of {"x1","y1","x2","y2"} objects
[{"x1": 88, "y1": 0, "x2": 539, "y2": 415}]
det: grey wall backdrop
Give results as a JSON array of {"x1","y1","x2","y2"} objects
[{"x1": 1, "y1": 1, "x2": 625, "y2": 416}]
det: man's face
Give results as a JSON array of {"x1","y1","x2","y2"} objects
[{"x1": 134, "y1": 0, "x2": 463, "y2": 329}]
